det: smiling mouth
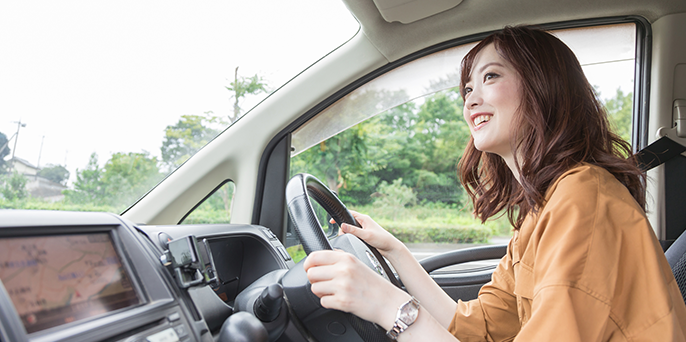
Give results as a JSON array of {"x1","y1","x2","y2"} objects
[{"x1": 473, "y1": 115, "x2": 491, "y2": 128}]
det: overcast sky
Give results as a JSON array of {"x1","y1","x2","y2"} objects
[
  {"x1": 1, "y1": 2, "x2": 634, "y2": 185},
  {"x1": 0, "y1": 1, "x2": 358, "y2": 182}
]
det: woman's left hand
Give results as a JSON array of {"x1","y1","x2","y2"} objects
[{"x1": 303, "y1": 249, "x2": 411, "y2": 330}]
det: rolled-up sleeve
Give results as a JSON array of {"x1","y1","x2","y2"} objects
[{"x1": 448, "y1": 239, "x2": 521, "y2": 342}]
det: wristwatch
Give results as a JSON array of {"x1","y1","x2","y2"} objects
[{"x1": 386, "y1": 296, "x2": 420, "y2": 340}]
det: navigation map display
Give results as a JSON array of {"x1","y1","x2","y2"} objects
[{"x1": 0, "y1": 232, "x2": 141, "y2": 333}]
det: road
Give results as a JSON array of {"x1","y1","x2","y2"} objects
[{"x1": 406, "y1": 236, "x2": 511, "y2": 271}]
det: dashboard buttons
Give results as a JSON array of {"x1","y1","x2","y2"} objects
[
  {"x1": 276, "y1": 246, "x2": 292, "y2": 261},
  {"x1": 259, "y1": 228, "x2": 278, "y2": 240},
  {"x1": 167, "y1": 312, "x2": 180, "y2": 322}
]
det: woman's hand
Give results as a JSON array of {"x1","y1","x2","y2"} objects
[
  {"x1": 303, "y1": 249, "x2": 410, "y2": 330},
  {"x1": 337, "y1": 211, "x2": 405, "y2": 258}
]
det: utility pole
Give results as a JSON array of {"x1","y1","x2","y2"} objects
[
  {"x1": 11, "y1": 120, "x2": 26, "y2": 170},
  {"x1": 37, "y1": 135, "x2": 45, "y2": 169}
]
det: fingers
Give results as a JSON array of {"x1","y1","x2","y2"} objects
[
  {"x1": 349, "y1": 210, "x2": 371, "y2": 226},
  {"x1": 329, "y1": 210, "x2": 368, "y2": 227},
  {"x1": 341, "y1": 222, "x2": 369, "y2": 240},
  {"x1": 303, "y1": 250, "x2": 344, "y2": 270},
  {"x1": 304, "y1": 251, "x2": 365, "y2": 302},
  {"x1": 304, "y1": 250, "x2": 408, "y2": 324}
]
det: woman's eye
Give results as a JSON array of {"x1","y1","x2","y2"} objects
[
  {"x1": 463, "y1": 87, "x2": 473, "y2": 96},
  {"x1": 484, "y1": 72, "x2": 499, "y2": 81}
]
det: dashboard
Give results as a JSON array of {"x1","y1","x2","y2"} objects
[{"x1": 0, "y1": 210, "x2": 298, "y2": 342}]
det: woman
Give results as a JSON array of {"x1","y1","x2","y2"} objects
[{"x1": 303, "y1": 26, "x2": 686, "y2": 341}]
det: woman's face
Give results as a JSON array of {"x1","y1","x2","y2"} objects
[{"x1": 463, "y1": 43, "x2": 523, "y2": 161}]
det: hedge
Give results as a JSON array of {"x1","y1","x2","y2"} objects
[{"x1": 377, "y1": 219, "x2": 493, "y2": 244}]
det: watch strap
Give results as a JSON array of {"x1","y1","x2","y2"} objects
[{"x1": 386, "y1": 296, "x2": 420, "y2": 340}]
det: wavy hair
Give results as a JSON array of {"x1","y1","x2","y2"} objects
[{"x1": 457, "y1": 26, "x2": 645, "y2": 229}]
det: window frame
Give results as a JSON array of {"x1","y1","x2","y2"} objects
[
  {"x1": 180, "y1": 179, "x2": 236, "y2": 224},
  {"x1": 253, "y1": 17, "x2": 652, "y2": 246}
]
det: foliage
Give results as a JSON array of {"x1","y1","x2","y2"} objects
[
  {"x1": 0, "y1": 132, "x2": 9, "y2": 173},
  {"x1": 181, "y1": 207, "x2": 231, "y2": 224},
  {"x1": 226, "y1": 67, "x2": 269, "y2": 123},
  {"x1": 161, "y1": 112, "x2": 225, "y2": 171},
  {"x1": 64, "y1": 152, "x2": 164, "y2": 211},
  {"x1": 37, "y1": 164, "x2": 70, "y2": 185},
  {"x1": 64, "y1": 153, "x2": 105, "y2": 204},
  {"x1": 0, "y1": 196, "x2": 116, "y2": 212},
  {"x1": 372, "y1": 178, "x2": 417, "y2": 219},
  {"x1": 381, "y1": 222, "x2": 493, "y2": 244},
  {"x1": 286, "y1": 245, "x2": 307, "y2": 263},
  {"x1": 101, "y1": 151, "x2": 164, "y2": 204},
  {"x1": 1, "y1": 172, "x2": 28, "y2": 201},
  {"x1": 604, "y1": 88, "x2": 633, "y2": 143},
  {"x1": 181, "y1": 182, "x2": 235, "y2": 224},
  {"x1": 290, "y1": 87, "x2": 469, "y2": 207},
  {"x1": 290, "y1": 88, "x2": 400, "y2": 195},
  {"x1": 354, "y1": 202, "x2": 500, "y2": 244}
]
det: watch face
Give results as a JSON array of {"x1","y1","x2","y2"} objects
[{"x1": 399, "y1": 300, "x2": 419, "y2": 324}]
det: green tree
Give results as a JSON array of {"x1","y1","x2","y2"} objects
[
  {"x1": 161, "y1": 112, "x2": 225, "y2": 171},
  {"x1": 366, "y1": 87, "x2": 468, "y2": 205},
  {"x1": 406, "y1": 88, "x2": 469, "y2": 204},
  {"x1": 604, "y1": 88, "x2": 633, "y2": 143},
  {"x1": 290, "y1": 89, "x2": 403, "y2": 200},
  {"x1": 64, "y1": 153, "x2": 105, "y2": 204},
  {"x1": 1, "y1": 172, "x2": 28, "y2": 200},
  {"x1": 38, "y1": 164, "x2": 70, "y2": 185},
  {"x1": 372, "y1": 178, "x2": 417, "y2": 219},
  {"x1": 100, "y1": 152, "x2": 164, "y2": 207},
  {"x1": 0, "y1": 132, "x2": 10, "y2": 173},
  {"x1": 65, "y1": 152, "x2": 163, "y2": 210},
  {"x1": 226, "y1": 67, "x2": 269, "y2": 123}
]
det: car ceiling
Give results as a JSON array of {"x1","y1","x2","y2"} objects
[{"x1": 343, "y1": 0, "x2": 686, "y2": 62}]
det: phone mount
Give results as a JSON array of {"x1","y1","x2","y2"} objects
[{"x1": 160, "y1": 235, "x2": 219, "y2": 289}]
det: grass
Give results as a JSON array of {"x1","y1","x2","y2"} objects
[
  {"x1": 352, "y1": 203, "x2": 513, "y2": 240},
  {"x1": 0, "y1": 197, "x2": 120, "y2": 213},
  {"x1": 285, "y1": 203, "x2": 513, "y2": 263}
]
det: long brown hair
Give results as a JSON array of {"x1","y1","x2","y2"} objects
[{"x1": 457, "y1": 26, "x2": 645, "y2": 229}]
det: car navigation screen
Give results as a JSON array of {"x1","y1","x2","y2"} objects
[{"x1": 0, "y1": 232, "x2": 141, "y2": 334}]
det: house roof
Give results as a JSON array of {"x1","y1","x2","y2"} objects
[{"x1": 10, "y1": 157, "x2": 38, "y2": 170}]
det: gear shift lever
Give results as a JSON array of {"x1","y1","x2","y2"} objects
[{"x1": 217, "y1": 312, "x2": 268, "y2": 342}]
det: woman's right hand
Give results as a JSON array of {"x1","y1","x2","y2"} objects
[{"x1": 337, "y1": 211, "x2": 405, "y2": 258}]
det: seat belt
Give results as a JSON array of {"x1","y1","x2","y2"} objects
[{"x1": 635, "y1": 136, "x2": 686, "y2": 250}]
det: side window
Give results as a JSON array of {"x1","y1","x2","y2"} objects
[
  {"x1": 181, "y1": 181, "x2": 235, "y2": 224},
  {"x1": 288, "y1": 23, "x2": 637, "y2": 263}
]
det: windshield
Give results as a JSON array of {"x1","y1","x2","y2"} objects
[{"x1": 0, "y1": 1, "x2": 359, "y2": 213}]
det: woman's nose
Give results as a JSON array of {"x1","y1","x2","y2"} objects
[{"x1": 466, "y1": 88, "x2": 482, "y2": 109}]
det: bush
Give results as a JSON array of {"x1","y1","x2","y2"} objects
[
  {"x1": 1, "y1": 172, "x2": 28, "y2": 201},
  {"x1": 181, "y1": 207, "x2": 231, "y2": 224},
  {"x1": 372, "y1": 178, "x2": 417, "y2": 219},
  {"x1": 378, "y1": 219, "x2": 494, "y2": 244},
  {"x1": 0, "y1": 196, "x2": 118, "y2": 212}
]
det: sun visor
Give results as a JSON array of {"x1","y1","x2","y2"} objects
[{"x1": 371, "y1": 0, "x2": 463, "y2": 24}]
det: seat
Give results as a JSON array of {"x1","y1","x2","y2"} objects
[{"x1": 665, "y1": 228, "x2": 686, "y2": 303}]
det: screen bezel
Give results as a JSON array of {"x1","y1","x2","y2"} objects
[{"x1": 0, "y1": 225, "x2": 147, "y2": 336}]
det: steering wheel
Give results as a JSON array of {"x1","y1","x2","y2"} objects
[{"x1": 281, "y1": 173, "x2": 401, "y2": 342}]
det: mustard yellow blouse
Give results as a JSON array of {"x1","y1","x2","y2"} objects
[{"x1": 448, "y1": 164, "x2": 686, "y2": 341}]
